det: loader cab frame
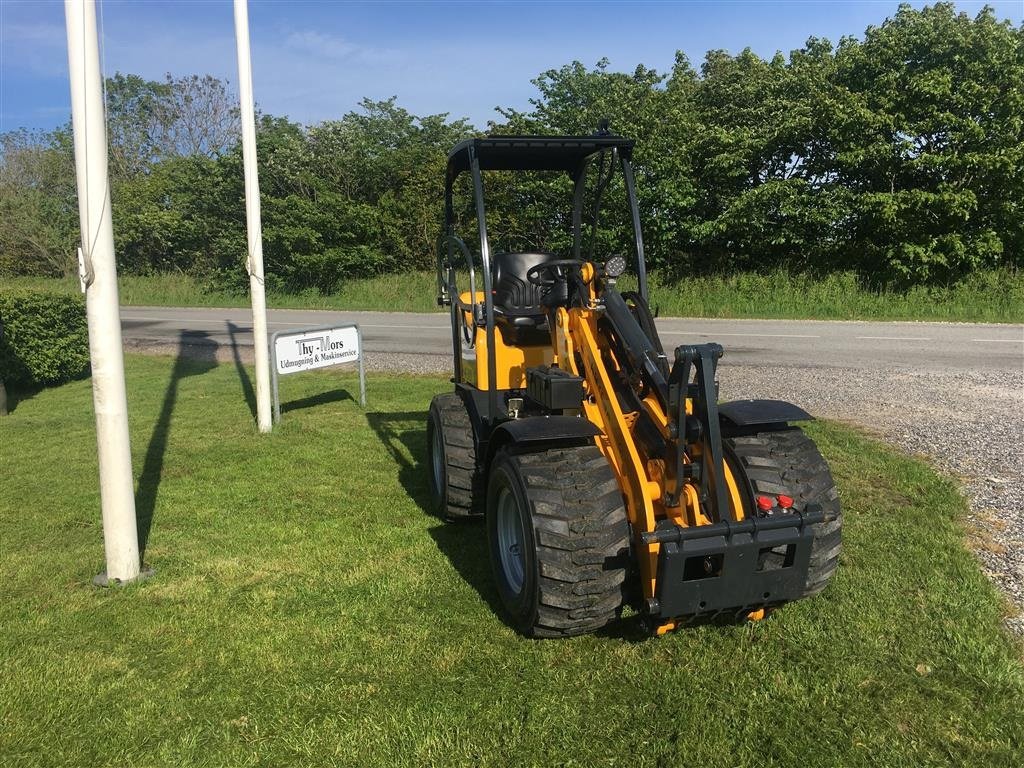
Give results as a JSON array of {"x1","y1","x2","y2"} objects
[
  {"x1": 438, "y1": 133, "x2": 647, "y2": 426},
  {"x1": 429, "y1": 132, "x2": 841, "y2": 637}
]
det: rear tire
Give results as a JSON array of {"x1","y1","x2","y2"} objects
[
  {"x1": 427, "y1": 393, "x2": 482, "y2": 521},
  {"x1": 724, "y1": 427, "x2": 842, "y2": 597},
  {"x1": 486, "y1": 444, "x2": 631, "y2": 637}
]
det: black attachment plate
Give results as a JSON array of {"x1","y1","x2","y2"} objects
[{"x1": 651, "y1": 507, "x2": 821, "y2": 618}]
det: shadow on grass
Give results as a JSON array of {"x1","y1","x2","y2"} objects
[
  {"x1": 226, "y1": 321, "x2": 255, "y2": 419},
  {"x1": 365, "y1": 410, "x2": 434, "y2": 514},
  {"x1": 364, "y1": 408, "x2": 669, "y2": 641},
  {"x1": 281, "y1": 388, "x2": 354, "y2": 415},
  {"x1": 0, "y1": 381, "x2": 41, "y2": 415},
  {"x1": 366, "y1": 409, "x2": 505, "y2": 620},
  {"x1": 136, "y1": 331, "x2": 218, "y2": 558}
]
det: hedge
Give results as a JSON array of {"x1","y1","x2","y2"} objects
[{"x1": 0, "y1": 290, "x2": 90, "y2": 389}]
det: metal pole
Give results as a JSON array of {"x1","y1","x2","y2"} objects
[
  {"x1": 270, "y1": 331, "x2": 281, "y2": 423},
  {"x1": 233, "y1": 0, "x2": 272, "y2": 433},
  {"x1": 64, "y1": 0, "x2": 141, "y2": 583},
  {"x1": 469, "y1": 149, "x2": 498, "y2": 423},
  {"x1": 356, "y1": 326, "x2": 366, "y2": 407},
  {"x1": 621, "y1": 159, "x2": 649, "y2": 301}
]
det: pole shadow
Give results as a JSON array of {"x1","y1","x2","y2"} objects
[
  {"x1": 365, "y1": 409, "x2": 503, "y2": 618},
  {"x1": 226, "y1": 321, "x2": 256, "y2": 420},
  {"x1": 135, "y1": 331, "x2": 219, "y2": 558},
  {"x1": 0, "y1": 381, "x2": 41, "y2": 415}
]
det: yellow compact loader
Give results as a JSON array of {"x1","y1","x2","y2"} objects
[{"x1": 427, "y1": 131, "x2": 841, "y2": 637}]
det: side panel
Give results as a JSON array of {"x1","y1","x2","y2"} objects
[
  {"x1": 464, "y1": 314, "x2": 552, "y2": 390},
  {"x1": 458, "y1": 291, "x2": 484, "y2": 388}
]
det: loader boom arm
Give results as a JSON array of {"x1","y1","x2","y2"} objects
[{"x1": 551, "y1": 265, "x2": 819, "y2": 631}]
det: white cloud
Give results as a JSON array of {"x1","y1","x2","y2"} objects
[
  {"x1": 0, "y1": 5, "x2": 625, "y2": 129},
  {"x1": 283, "y1": 30, "x2": 400, "y2": 66},
  {"x1": 4, "y1": 21, "x2": 64, "y2": 44}
]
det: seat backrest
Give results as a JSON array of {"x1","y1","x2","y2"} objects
[{"x1": 492, "y1": 252, "x2": 559, "y2": 317}]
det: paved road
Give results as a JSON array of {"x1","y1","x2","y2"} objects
[{"x1": 121, "y1": 306, "x2": 1023, "y2": 373}]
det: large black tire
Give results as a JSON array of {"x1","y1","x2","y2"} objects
[
  {"x1": 427, "y1": 393, "x2": 482, "y2": 521},
  {"x1": 486, "y1": 444, "x2": 631, "y2": 637},
  {"x1": 724, "y1": 427, "x2": 842, "y2": 597}
]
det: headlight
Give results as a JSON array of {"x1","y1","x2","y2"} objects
[{"x1": 604, "y1": 255, "x2": 627, "y2": 278}]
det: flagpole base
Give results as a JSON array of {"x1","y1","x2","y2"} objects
[{"x1": 92, "y1": 566, "x2": 155, "y2": 587}]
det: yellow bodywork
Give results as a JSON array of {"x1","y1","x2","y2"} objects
[
  {"x1": 460, "y1": 291, "x2": 553, "y2": 389},
  {"x1": 468, "y1": 270, "x2": 752, "y2": 634}
]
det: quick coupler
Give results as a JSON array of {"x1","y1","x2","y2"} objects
[{"x1": 642, "y1": 505, "x2": 826, "y2": 618}]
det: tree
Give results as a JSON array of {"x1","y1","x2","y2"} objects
[
  {"x1": 306, "y1": 99, "x2": 473, "y2": 275},
  {"x1": 104, "y1": 72, "x2": 240, "y2": 179},
  {"x1": 489, "y1": 59, "x2": 684, "y2": 267},
  {"x1": 0, "y1": 128, "x2": 77, "y2": 276},
  {"x1": 686, "y1": 43, "x2": 850, "y2": 273},
  {"x1": 2, "y1": 3, "x2": 1021, "y2": 288},
  {"x1": 831, "y1": 2, "x2": 1023, "y2": 281},
  {"x1": 103, "y1": 73, "x2": 171, "y2": 179},
  {"x1": 155, "y1": 74, "x2": 240, "y2": 159}
]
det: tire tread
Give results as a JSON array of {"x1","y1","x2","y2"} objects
[
  {"x1": 726, "y1": 427, "x2": 842, "y2": 599},
  {"x1": 494, "y1": 445, "x2": 630, "y2": 638},
  {"x1": 428, "y1": 393, "x2": 482, "y2": 520}
]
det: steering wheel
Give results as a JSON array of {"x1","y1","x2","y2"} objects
[{"x1": 526, "y1": 259, "x2": 585, "y2": 288}]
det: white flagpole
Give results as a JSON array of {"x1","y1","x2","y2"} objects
[
  {"x1": 64, "y1": 0, "x2": 141, "y2": 583},
  {"x1": 233, "y1": 0, "x2": 273, "y2": 433}
]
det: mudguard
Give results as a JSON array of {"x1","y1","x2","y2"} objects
[
  {"x1": 718, "y1": 399, "x2": 812, "y2": 427},
  {"x1": 485, "y1": 416, "x2": 602, "y2": 466}
]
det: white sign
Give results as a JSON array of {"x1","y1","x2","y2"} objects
[
  {"x1": 270, "y1": 323, "x2": 366, "y2": 419},
  {"x1": 274, "y1": 325, "x2": 360, "y2": 374}
]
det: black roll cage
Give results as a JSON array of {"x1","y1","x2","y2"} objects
[{"x1": 437, "y1": 134, "x2": 649, "y2": 423}]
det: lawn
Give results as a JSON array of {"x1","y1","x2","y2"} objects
[
  {"x1": 10, "y1": 267, "x2": 1024, "y2": 323},
  {"x1": 1, "y1": 355, "x2": 1022, "y2": 767}
]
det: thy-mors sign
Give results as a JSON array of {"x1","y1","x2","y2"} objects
[
  {"x1": 276, "y1": 326, "x2": 360, "y2": 373},
  {"x1": 270, "y1": 324, "x2": 366, "y2": 420}
]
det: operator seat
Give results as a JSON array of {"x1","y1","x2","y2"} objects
[{"x1": 491, "y1": 251, "x2": 559, "y2": 328}]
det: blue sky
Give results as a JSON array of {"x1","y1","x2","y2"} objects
[{"x1": 2, "y1": 0, "x2": 1021, "y2": 133}]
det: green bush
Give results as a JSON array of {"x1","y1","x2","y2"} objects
[{"x1": 0, "y1": 289, "x2": 89, "y2": 388}]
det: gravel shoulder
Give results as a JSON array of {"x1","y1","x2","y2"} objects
[
  {"x1": 717, "y1": 362, "x2": 1024, "y2": 636},
  {"x1": 130, "y1": 337, "x2": 1024, "y2": 635}
]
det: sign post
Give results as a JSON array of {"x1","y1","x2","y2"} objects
[{"x1": 271, "y1": 324, "x2": 366, "y2": 421}]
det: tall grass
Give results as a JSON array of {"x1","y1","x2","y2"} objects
[
  {"x1": 7, "y1": 268, "x2": 1022, "y2": 322},
  {"x1": 644, "y1": 268, "x2": 1024, "y2": 322}
]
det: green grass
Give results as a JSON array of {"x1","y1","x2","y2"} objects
[
  {"x1": 5, "y1": 272, "x2": 445, "y2": 314},
  {"x1": 642, "y1": 268, "x2": 1024, "y2": 323},
  {"x1": 1, "y1": 356, "x2": 1022, "y2": 766},
  {"x1": 11, "y1": 267, "x2": 1023, "y2": 322}
]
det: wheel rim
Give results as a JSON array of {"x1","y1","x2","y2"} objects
[
  {"x1": 430, "y1": 421, "x2": 445, "y2": 496},
  {"x1": 495, "y1": 486, "x2": 525, "y2": 595}
]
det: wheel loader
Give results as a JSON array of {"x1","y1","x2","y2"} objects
[{"x1": 427, "y1": 130, "x2": 841, "y2": 637}]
